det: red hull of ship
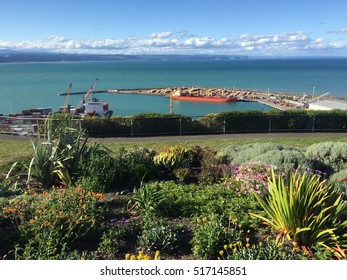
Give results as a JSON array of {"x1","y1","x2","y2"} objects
[{"x1": 171, "y1": 96, "x2": 237, "y2": 103}]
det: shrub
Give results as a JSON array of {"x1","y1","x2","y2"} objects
[
  {"x1": 330, "y1": 169, "x2": 347, "y2": 200},
  {"x1": 2, "y1": 186, "x2": 104, "y2": 259},
  {"x1": 220, "y1": 142, "x2": 311, "y2": 175},
  {"x1": 158, "y1": 182, "x2": 261, "y2": 228},
  {"x1": 252, "y1": 149, "x2": 312, "y2": 174},
  {"x1": 191, "y1": 213, "x2": 244, "y2": 259},
  {"x1": 218, "y1": 238, "x2": 308, "y2": 260},
  {"x1": 198, "y1": 148, "x2": 226, "y2": 184},
  {"x1": 220, "y1": 142, "x2": 287, "y2": 163},
  {"x1": 305, "y1": 142, "x2": 347, "y2": 174},
  {"x1": 138, "y1": 219, "x2": 182, "y2": 253},
  {"x1": 221, "y1": 162, "x2": 279, "y2": 196},
  {"x1": 123, "y1": 147, "x2": 158, "y2": 182},
  {"x1": 251, "y1": 170, "x2": 347, "y2": 259},
  {"x1": 78, "y1": 149, "x2": 117, "y2": 192},
  {"x1": 153, "y1": 145, "x2": 189, "y2": 172}
]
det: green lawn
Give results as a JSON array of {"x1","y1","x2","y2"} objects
[
  {"x1": 102, "y1": 136, "x2": 347, "y2": 153},
  {"x1": 1, "y1": 136, "x2": 347, "y2": 163}
]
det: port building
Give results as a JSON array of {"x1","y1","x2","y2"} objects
[{"x1": 309, "y1": 100, "x2": 347, "y2": 111}]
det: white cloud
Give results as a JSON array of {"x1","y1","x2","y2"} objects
[
  {"x1": 0, "y1": 30, "x2": 346, "y2": 55},
  {"x1": 327, "y1": 28, "x2": 347, "y2": 34},
  {"x1": 147, "y1": 31, "x2": 173, "y2": 39}
]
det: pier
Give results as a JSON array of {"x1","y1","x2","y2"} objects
[{"x1": 59, "y1": 86, "x2": 337, "y2": 111}]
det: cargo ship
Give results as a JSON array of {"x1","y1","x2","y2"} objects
[{"x1": 171, "y1": 90, "x2": 237, "y2": 103}]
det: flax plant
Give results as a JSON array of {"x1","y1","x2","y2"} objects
[{"x1": 251, "y1": 170, "x2": 347, "y2": 258}]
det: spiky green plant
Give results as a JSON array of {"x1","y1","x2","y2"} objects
[
  {"x1": 251, "y1": 170, "x2": 347, "y2": 258},
  {"x1": 153, "y1": 145, "x2": 189, "y2": 171},
  {"x1": 127, "y1": 182, "x2": 167, "y2": 218}
]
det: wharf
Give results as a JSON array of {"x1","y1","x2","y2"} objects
[{"x1": 59, "y1": 86, "x2": 331, "y2": 111}]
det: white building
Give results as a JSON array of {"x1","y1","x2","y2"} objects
[{"x1": 309, "y1": 100, "x2": 347, "y2": 111}]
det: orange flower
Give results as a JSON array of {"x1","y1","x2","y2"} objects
[
  {"x1": 29, "y1": 219, "x2": 35, "y2": 224},
  {"x1": 43, "y1": 221, "x2": 51, "y2": 227}
]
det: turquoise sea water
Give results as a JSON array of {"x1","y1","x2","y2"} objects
[{"x1": 0, "y1": 58, "x2": 346, "y2": 116}]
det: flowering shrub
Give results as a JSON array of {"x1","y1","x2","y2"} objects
[
  {"x1": 218, "y1": 238, "x2": 307, "y2": 260},
  {"x1": 125, "y1": 250, "x2": 161, "y2": 260},
  {"x1": 192, "y1": 214, "x2": 244, "y2": 260},
  {"x1": 222, "y1": 162, "x2": 282, "y2": 196},
  {"x1": 2, "y1": 186, "x2": 104, "y2": 259}
]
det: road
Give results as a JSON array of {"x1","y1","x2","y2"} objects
[{"x1": 0, "y1": 132, "x2": 346, "y2": 143}]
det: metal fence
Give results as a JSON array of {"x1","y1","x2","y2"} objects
[{"x1": 1, "y1": 114, "x2": 347, "y2": 137}]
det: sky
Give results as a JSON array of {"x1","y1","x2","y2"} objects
[{"x1": 1, "y1": 0, "x2": 347, "y2": 56}]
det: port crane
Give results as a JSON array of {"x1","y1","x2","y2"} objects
[
  {"x1": 62, "y1": 83, "x2": 72, "y2": 113},
  {"x1": 308, "y1": 92, "x2": 329, "y2": 103},
  {"x1": 302, "y1": 92, "x2": 329, "y2": 108},
  {"x1": 75, "y1": 78, "x2": 99, "y2": 110}
]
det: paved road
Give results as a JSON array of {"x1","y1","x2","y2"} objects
[{"x1": 1, "y1": 132, "x2": 346, "y2": 143}]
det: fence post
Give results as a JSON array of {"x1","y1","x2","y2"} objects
[
  {"x1": 179, "y1": 117, "x2": 182, "y2": 135},
  {"x1": 130, "y1": 118, "x2": 134, "y2": 136},
  {"x1": 223, "y1": 117, "x2": 226, "y2": 134},
  {"x1": 312, "y1": 114, "x2": 316, "y2": 132},
  {"x1": 268, "y1": 115, "x2": 272, "y2": 133},
  {"x1": 36, "y1": 119, "x2": 40, "y2": 139}
]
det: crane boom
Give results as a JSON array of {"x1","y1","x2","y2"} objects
[
  {"x1": 308, "y1": 92, "x2": 329, "y2": 103},
  {"x1": 75, "y1": 78, "x2": 99, "y2": 110},
  {"x1": 62, "y1": 83, "x2": 72, "y2": 113}
]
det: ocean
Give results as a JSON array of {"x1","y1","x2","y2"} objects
[{"x1": 0, "y1": 58, "x2": 346, "y2": 116}]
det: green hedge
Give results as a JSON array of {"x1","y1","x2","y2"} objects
[{"x1": 80, "y1": 110, "x2": 347, "y2": 137}]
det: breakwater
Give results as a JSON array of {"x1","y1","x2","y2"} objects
[{"x1": 61, "y1": 86, "x2": 320, "y2": 111}]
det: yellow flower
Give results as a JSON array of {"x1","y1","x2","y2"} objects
[
  {"x1": 223, "y1": 244, "x2": 228, "y2": 250},
  {"x1": 246, "y1": 243, "x2": 250, "y2": 248},
  {"x1": 130, "y1": 255, "x2": 136, "y2": 260},
  {"x1": 246, "y1": 237, "x2": 250, "y2": 243},
  {"x1": 277, "y1": 242, "x2": 282, "y2": 247},
  {"x1": 125, "y1": 253, "x2": 131, "y2": 260},
  {"x1": 219, "y1": 250, "x2": 224, "y2": 256},
  {"x1": 233, "y1": 248, "x2": 237, "y2": 253},
  {"x1": 29, "y1": 219, "x2": 35, "y2": 224},
  {"x1": 154, "y1": 250, "x2": 160, "y2": 260}
]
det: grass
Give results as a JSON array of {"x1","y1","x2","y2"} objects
[
  {"x1": 2, "y1": 136, "x2": 347, "y2": 164},
  {"x1": 101, "y1": 136, "x2": 347, "y2": 153},
  {"x1": 0, "y1": 140, "x2": 31, "y2": 162}
]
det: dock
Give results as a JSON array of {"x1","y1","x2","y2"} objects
[{"x1": 59, "y1": 86, "x2": 324, "y2": 111}]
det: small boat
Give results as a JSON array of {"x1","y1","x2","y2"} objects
[{"x1": 171, "y1": 90, "x2": 237, "y2": 103}]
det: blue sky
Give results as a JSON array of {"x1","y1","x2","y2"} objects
[{"x1": 1, "y1": 0, "x2": 347, "y2": 56}]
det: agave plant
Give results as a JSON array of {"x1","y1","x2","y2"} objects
[
  {"x1": 251, "y1": 170, "x2": 347, "y2": 258},
  {"x1": 27, "y1": 114, "x2": 91, "y2": 187}
]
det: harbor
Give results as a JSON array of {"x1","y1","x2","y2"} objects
[{"x1": 60, "y1": 86, "x2": 346, "y2": 111}]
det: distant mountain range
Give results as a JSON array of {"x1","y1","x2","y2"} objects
[{"x1": 0, "y1": 50, "x2": 248, "y2": 63}]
